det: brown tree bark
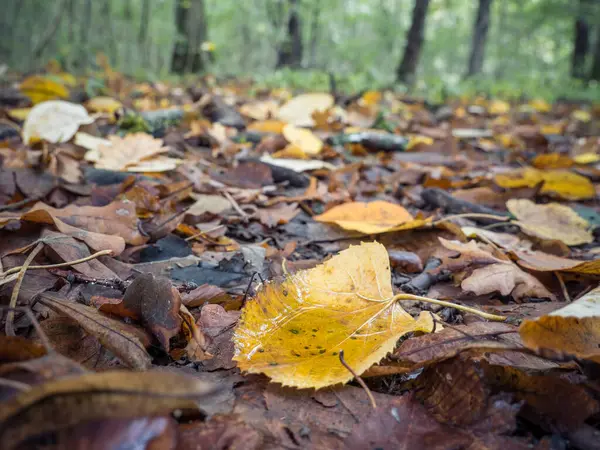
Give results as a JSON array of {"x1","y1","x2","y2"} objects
[
  {"x1": 465, "y1": 0, "x2": 493, "y2": 78},
  {"x1": 396, "y1": 0, "x2": 431, "y2": 85},
  {"x1": 276, "y1": 0, "x2": 303, "y2": 69},
  {"x1": 171, "y1": 0, "x2": 208, "y2": 74},
  {"x1": 572, "y1": 0, "x2": 591, "y2": 79}
]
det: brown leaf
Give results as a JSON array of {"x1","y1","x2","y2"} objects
[
  {"x1": 198, "y1": 304, "x2": 240, "y2": 371},
  {"x1": 179, "y1": 304, "x2": 212, "y2": 362},
  {"x1": 0, "y1": 370, "x2": 217, "y2": 449},
  {"x1": 0, "y1": 336, "x2": 47, "y2": 363},
  {"x1": 181, "y1": 284, "x2": 230, "y2": 307},
  {"x1": 214, "y1": 161, "x2": 273, "y2": 189},
  {"x1": 38, "y1": 293, "x2": 152, "y2": 370},
  {"x1": 256, "y1": 202, "x2": 301, "y2": 228},
  {"x1": 177, "y1": 415, "x2": 262, "y2": 450}
]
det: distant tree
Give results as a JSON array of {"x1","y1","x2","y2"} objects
[
  {"x1": 276, "y1": 0, "x2": 304, "y2": 69},
  {"x1": 396, "y1": 0, "x2": 431, "y2": 85},
  {"x1": 466, "y1": 0, "x2": 493, "y2": 78},
  {"x1": 171, "y1": 0, "x2": 208, "y2": 73},
  {"x1": 139, "y1": 0, "x2": 151, "y2": 66},
  {"x1": 573, "y1": 0, "x2": 591, "y2": 79}
]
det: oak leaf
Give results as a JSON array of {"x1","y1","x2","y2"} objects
[
  {"x1": 233, "y1": 242, "x2": 434, "y2": 388},
  {"x1": 519, "y1": 286, "x2": 600, "y2": 363},
  {"x1": 314, "y1": 201, "x2": 426, "y2": 234},
  {"x1": 507, "y1": 199, "x2": 593, "y2": 246},
  {"x1": 494, "y1": 168, "x2": 594, "y2": 200}
]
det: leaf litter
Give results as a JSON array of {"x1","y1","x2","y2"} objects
[{"x1": 0, "y1": 66, "x2": 600, "y2": 449}]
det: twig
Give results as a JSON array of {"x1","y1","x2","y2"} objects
[
  {"x1": 433, "y1": 213, "x2": 510, "y2": 226},
  {"x1": 0, "y1": 378, "x2": 31, "y2": 392},
  {"x1": 160, "y1": 181, "x2": 194, "y2": 203},
  {"x1": 392, "y1": 293, "x2": 506, "y2": 321},
  {"x1": 0, "y1": 194, "x2": 44, "y2": 212},
  {"x1": 1, "y1": 249, "x2": 113, "y2": 278},
  {"x1": 184, "y1": 225, "x2": 225, "y2": 242},
  {"x1": 223, "y1": 191, "x2": 249, "y2": 220},
  {"x1": 242, "y1": 272, "x2": 266, "y2": 307},
  {"x1": 0, "y1": 306, "x2": 54, "y2": 352},
  {"x1": 5, "y1": 243, "x2": 44, "y2": 336},
  {"x1": 555, "y1": 271, "x2": 571, "y2": 302},
  {"x1": 339, "y1": 350, "x2": 377, "y2": 409}
]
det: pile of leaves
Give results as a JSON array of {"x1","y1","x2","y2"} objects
[{"x1": 1, "y1": 63, "x2": 600, "y2": 449}]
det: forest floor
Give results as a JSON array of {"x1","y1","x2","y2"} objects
[{"x1": 0, "y1": 68, "x2": 600, "y2": 449}]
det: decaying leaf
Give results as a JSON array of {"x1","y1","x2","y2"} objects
[
  {"x1": 22, "y1": 101, "x2": 94, "y2": 145},
  {"x1": 233, "y1": 242, "x2": 434, "y2": 388},
  {"x1": 0, "y1": 370, "x2": 217, "y2": 449},
  {"x1": 519, "y1": 286, "x2": 600, "y2": 363},
  {"x1": 507, "y1": 199, "x2": 593, "y2": 246},
  {"x1": 314, "y1": 200, "x2": 422, "y2": 234}
]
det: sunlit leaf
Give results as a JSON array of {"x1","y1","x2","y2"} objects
[
  {"x1": 22, "y1": 101, "x2": 94, "y2": 145},
  {"x1": 494, "y1": 168, "x2": 594, "y2": 200},
  {"x1": 20, "y1": 75, "x2": 69, "y2": 104}
]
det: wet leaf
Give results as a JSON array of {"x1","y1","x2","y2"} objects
[
  {"x1": 507, "y1": 199, "x2": 593, "y2": 246},
  {"x1": 233, "y1": 242, "x2": 434, "y2": 388}
]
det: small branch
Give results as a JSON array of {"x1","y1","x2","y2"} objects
[
  {"x1": 433, "y1": 213, "x2": 510, "y2": 226},
  {"x1": 0, "y1": 378, "x2": 31, "y2": 392},
  {"x1": 339, "y1": 350, "x2": 377, "y2": 409},
  {"x1": 392, "y1": 293, "x2": 507, "y2": 321},
  {"x1": 555, "y1": 271, "x2": 571, "y2": 302},
  {"x1": 0, "y1": 306, "x2": 54, "y2": 352},
  {"x1": 1, "y1": 249, "x2": 113, "y2": 278},
  {"x1": 224, "y1": 191, "x2": 249, "y2": 221},
  {"x1": 6, "y1": 243, "x2": 44, "y2": 336},
  {"x1": 0, "y1": 194, "x2": 44, "y2": 212}
]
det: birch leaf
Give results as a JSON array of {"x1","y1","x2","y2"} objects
[{"x1": 232, "y1": 242, "x2": 434, "y2": 389}]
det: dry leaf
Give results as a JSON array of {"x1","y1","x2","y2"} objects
[
  {"x1": 233, "y1": 242, "x2": 434, "y2": 388},
  {"x1": 314, "y1": 201, "x2": 416, "y2": 234},
  {"x1": 22, "y1": 101, "x2": 94, "y2": 145},
  {"x1": 88, "y1": 133, "x2": 178, "y2": 172},
  {"x1": 0, "y1": 370, "x2": 216, "y2": 449},
  {"x1": 260, "y1": 154, "x2": 335, "y2": 172},
  {"x1": 461, "y1": 263, "x2": 555, "y2": 301},
  {"x1": 495, "y1": 168, "x2": 594, "y2": 200},
  {"x1": 38, "y1": 293, "x2": 152, "y2": 370},
  {"x1": 85, "y1": 96, "x2": 123, "y2": 114},
  {"x1": 519, "y1": 286, "x2": 600, "y2": 363},
  {"x1": 514, "y1": 249, "x2": 600, "y2": 274},
  {"x1": 277, "y1": 93, "x2": 334, "y2": 127},
  {"x1": 256, "y1": 202, "x2": 301, "y2": 228},
  {"x1": 507, "y1": 199, "x2": 593, "y2": 246},
  {"x1": 247, "y1": 120, "x2": 287, "y2": 134},
  {"x1": 186, "y1": 194, "x2": 232, "y2": 218}
]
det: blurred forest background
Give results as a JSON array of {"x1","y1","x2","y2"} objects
[{"x1": 2, "y1": 0, "x2": 600, "y2": 99}]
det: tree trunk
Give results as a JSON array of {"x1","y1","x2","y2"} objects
[
  {"x1": 78, "y1": 0, "x2": 92, "y2": 71},
  {"x1": 308, "y1": 2, "x2": 320, "y2": 68},
  {"x1": 276, "y1": 0, "x2": 303, "y2": 69},
  {"x1": 171, "y1": 0, "x2": 208, "y2": 74},
  {"x1": 465, "y1": 0, "x2": 493, "y2": 78},
  {"x1": 139, "y1": 0, "x2": 151, "y2": 67},
  {"x1": 590, "y1": 30, "x2": 600, "y2": 81},
  {"x1": 396, "y1": 0, "x2": 431, "y2": 85},
  {"x1": 572, "y1": 0, "x2": 591, "y2": 79}
]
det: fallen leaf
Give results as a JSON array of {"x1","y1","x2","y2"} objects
[
  {"x1": 20, "y1": 75, "x2": 69, "y2": 104},
  {"x1": 259, "y1": 154, "x2": 336, "y2": 172},
  {"x1": 277, "y1": 93, "x2": 334, "y2": 127},
  {"x1": 461, "y1": 263, "x2": 555, "y2": 301},
  {"x1": 519, "y1": 286, "x2": 600, "y2": 363},
  {"x1": 123, "y1": 273, "x2": 182, "y2": 351},
  {"x1": 314, "y1": 200, "x2": 415, "y2": 234},
  {"x1": 247, "y1": 119, "x2": 287, "y2": 134},
  {"x1": 177, "y1": 415, "x2": 262, "y2": 450},
  {"x1": 256, "y1": 202, "x2": 300, "y2": 228},
  {"x1": 233, "y1": 242, "x2": 433, "y2": 388},
  {"x1": 38, "y1": 293, "x2": 152, "y2": 370},
  {"x1": 22, "y1": 101, "x2": 94, "y2": 145},
  {"x1": 514, "y1": 249, "x2": 600, "y2": 274},
  {"x1": 179, "y1": 303, "x2": 212, "y2": 362},
  {"x1": 186, "y1": 194, "x2": 232, "y2": 219},
  {"x1": 85, "y1": 96, "x2": 123, "y2": 114},
  {"x1": 507, "y1": 199, "x2": 593, "y2": 246},
  {"x1": 282, "y1": 124, "x2": 323, "y2": 155},
  {"x1": 495, "y1": 168, "x2": 594, "y2": 200},
  {"x1": 0, "y1": 370, "x2": 216, "y2": 449}
]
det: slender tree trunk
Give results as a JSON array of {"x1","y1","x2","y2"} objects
[
  {"x1": 590, "y1": 29, "x2": 600, "y2": 81},
  {"x1": 78, "y1": 0, "x2": 93, "y2": 71},
  {"x1": 396, "y1": 0, "x2": 431, "y2": 85},
  {"x1": 572, "y1": 0, "x2": 591, "y2": 79},
  {"x1": 33, "y1": 0, "x2": 68, "y2": 60},
  {"x1": 139, "y1": 0, "x2": 151, "y2": 67},
  {"x1": 465, "y1": 0, "x2": 493, "y2": 78},
  {"x1": 308, "y1": 2, "x2": 320, "y2": 68},
  {"x1": 102, "y1": 0, "x2": 118, "y2": 67},
  {"x1": 171, "y1": 0, "x2": 208, "y2": 74},
  {"x1": 276, "y1": 0, "x2": 303, "y2": 69}
]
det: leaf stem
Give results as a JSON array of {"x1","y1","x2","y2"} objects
[
  {"x1": 433, "y1": 213, "x2": 510, "y2": 225},
  {"x1": 392, "y1": 293, "x2": 506, "y2": 322},
  {"x1": 339, "y1": 350, "x2": 377, "y2": 409},
  {"x1": 0, "y1": 249, "x2": 113, "y2": 278}
]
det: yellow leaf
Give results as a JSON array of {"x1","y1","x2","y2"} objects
[
  {"x1": 6, "y1": 108, "x2": 31, "y2": 121},
  {"x1": 572, "y1": 109, "x2": 591, "y2": 122},
  {"x1": 239, "y1": 101, "x2": 279, "y2": 121},
  {"x1": 531, "y1": 153, "x2": 573, "y2": 169},
  {"x1": 314, "y1": 201, "x2": 415, "y2": 234},
  {"x1": 232, "y1": 242, "x2": 434, "y2": 388},
  {"x1": 272, "y1": 144, "x2": 309, "y2": 159},
  {"x1": 494, "y1": 167, "x2": 594, "y2": 200},
  {"x1": 406, "y1": 135, "x2": 434, "y2": 151},
  {"x1": 574, "y1": 152, "x2": 600, "y2": 165},
  {"x1": 20, "y1": 75, "x2": 69, "y2": 105},
  {"x1": 520, "y1": 286, "x2": 600, "y2": 363},
  {"x1": 360, "y1": 91, "x2": 382, "y2": 107},
  {"x1": 277, "y1": 93, "x2": 334, "y2": 127},
  {"x1": 85, "y1": 96, "x2": 123, "y2": 114},
  {"x1": 282, "y1": 124, "x2": 323, "y2": 155},
  {"x1": 507, "y1": 199, "x2": 593, "y2": 246},
  {"x1": 247, "y1": 120, "x2": 287, "y2": 134},
  {"x1": 529, "y1": 99, "x2": 551, "y2": 113},
  {"x1": 540, "y1": 124, "x2": 564, "y2": 135},
  {"x1": 488, "y1": 99, "x2": 510, "y2": 115}
]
